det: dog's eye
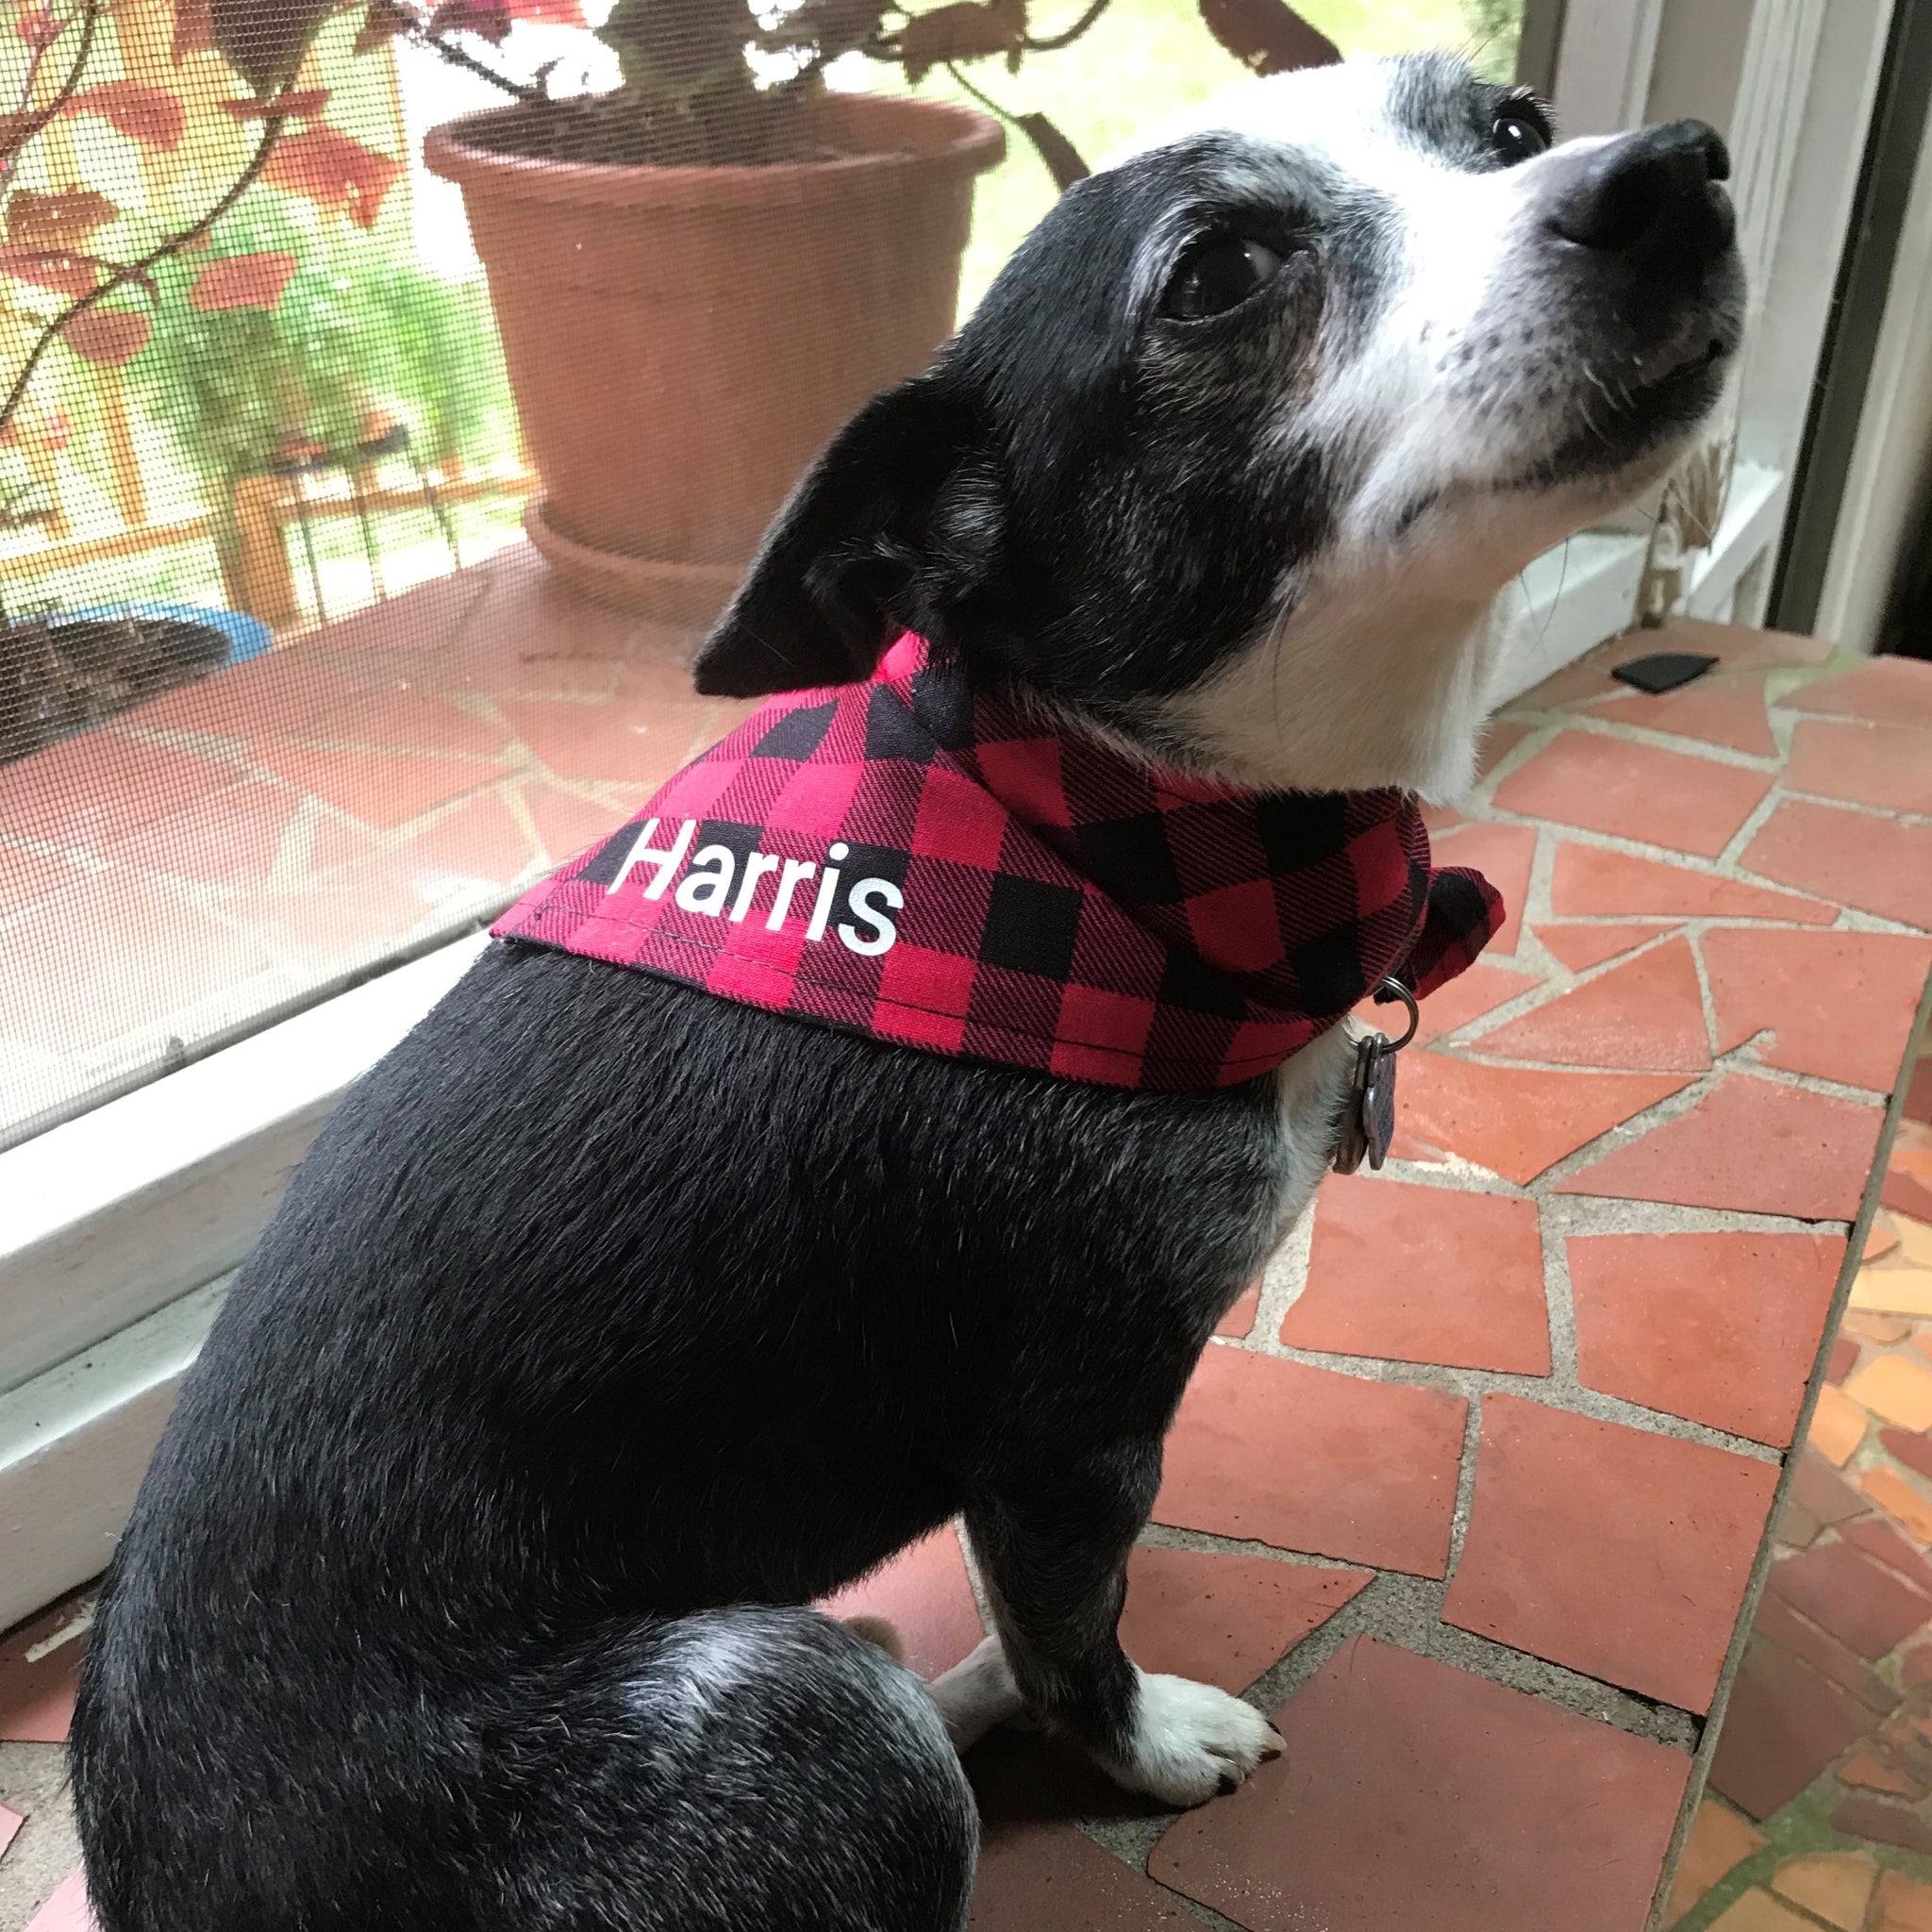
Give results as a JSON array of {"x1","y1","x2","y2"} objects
[
  {"x1": 1491, "y1": 97, "x2": 1553, "y2": 164},
  {"x1": 1160, "y1": 237, "x2": 1284, "y2": 321}
]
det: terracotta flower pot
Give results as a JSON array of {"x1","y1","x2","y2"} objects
[{"x1": 425, "y1": 92, "x2": 1004, "y2": 624}]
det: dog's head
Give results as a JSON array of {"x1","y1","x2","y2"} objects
[{"x1": 694, "y1": 53, "x2": 1745, "y2": 797}]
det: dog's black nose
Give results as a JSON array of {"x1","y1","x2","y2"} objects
[{"x1": 1547, "y1": 120, "x2": 1734, "y2": 257}]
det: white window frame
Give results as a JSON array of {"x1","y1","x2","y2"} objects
[{"x1": 0, "y1": 0, "x2": 1901, "y2": 1624}]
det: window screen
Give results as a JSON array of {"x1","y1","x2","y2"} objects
[{"x1": 0, "y1": 0, "x2": 1521, "y2": 1147}]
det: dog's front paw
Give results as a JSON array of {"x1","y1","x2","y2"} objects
[{"x1": 1100, "y1": 1672, "x2": 1282, "y2": 1807}]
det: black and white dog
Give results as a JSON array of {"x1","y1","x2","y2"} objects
[{"x1": 72, "y1": 53, "x2": 1742, "y2": 1932}]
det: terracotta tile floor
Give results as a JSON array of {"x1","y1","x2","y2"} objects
[
  {"x1": 0, "y1": 547, "x2": 756, "y2": 1142},
  {"x1": 4, "y1": 607, "x2": 1932, "y2": 1929}
]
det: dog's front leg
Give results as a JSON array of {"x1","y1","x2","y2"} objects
[{"x1": 953, "y1": 1443, "x2": 1281, "y2": 1807}]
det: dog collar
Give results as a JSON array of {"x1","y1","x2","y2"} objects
[{"x1": 491, "y1": 634, "x2": 1504, "y2": 1091}]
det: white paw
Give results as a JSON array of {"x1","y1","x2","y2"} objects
[
  {"x1": 1099, "y1": 1672, "x2": 1282, "y2": 1807},
  {"x1": 926, "y1": 1634, "x2": 1024, "y2": 1752}
]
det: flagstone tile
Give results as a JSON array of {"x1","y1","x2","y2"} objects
[
  {"x1": 1862, "y1": 1468, "x2": 1932, "y2": 1545},
  {"x1": 0, "y1": 1800, "x2": 19, "y2": 1860},
  {"x1": 1791, "y1": 1451, "x2": 1871, "y2": 1524},
  {"x1": 1743, "y1": 801, "x2": 1932, "y2": 932},
  {"x1": 1149, "y1": 1638, "x2": 1689, "y2": 1932},
  {"x1": 1832, "y1": 1796, "x2": 1932, "y2": 1853},
  {"x1": 1284, "y1": 1176, "x2": 1549, "y2": 1374},
  {"x1": 1568, "y1": 1231, "x2": 1841, "y2": 1445},
  {"x1": 1787, "y1": 718, "x2": 1932, "y2": 816},
  {"x1": 1355, "y1": 959, "x2": 1541, "y2": 1045},
  {"x1": 0, "y1": 1601, "x2": 86, "y2": 1744},
  {"x1": 1442, "y1": 1396, "x2": 1777, "y2": 1710},
  {"x1": 1868, "y1": 1213, "x2": 1903, "y2": 1261},
  {"x1": 1705, "y1": 928, "x2": 1932, "y2": 1094},
  {"x1": 1750, "y1": 1591, "x2": 1899, "y2": 1714},
  {"x1": 1557, "y1": 1074, "x2": 1883, "y2": 1221},
  {"x1": 1214, "y1": 1277, "x2": 1262, "y2": 1339},
  {"x1": 1475, "y1": 936, "x2": 1710, "y2": 1072},
  {"x1": 1849, "y1": 1311, "x2": 1914, "y2": 1341},
  {"x1": 1777, "y1": 1500, "x2": 1824, "y2": 1547},
  {"x1": 820, "y1": 1524, "x2": 984, "y2": 1683},
  {"x1": 1536, "y1": 921, "x2": 1674, "y2": 973},
  {"x1": 1666, "y1": 1801, "x2": 1766, "y2": 1926},
  {"x1": 1807, "y1": 1384, "x2": 1872, "y2": 1465},
  {"x1": 1839, "y1": 1749, "x2": 1918, "y2": 1794},
  {"x1": 1766, "y1": 1542, "x2": 1932, "y2": 1659},
  {"x1": 1709, "y1": 1890, "x2": 1824, "y2": 1932},
  {"x1": 0, "y1": 840, "x2": 86, "y2": 909},
  {"x1": 1428, "y1": 822, "x2": 1538, "y2": 955},
  {"x1": 1493, "y1": 733, "x2": 1774, "y2": 858},
  {"x1": 1850, "y1": 1266, "x2": 1932, "y2": 1319},
  {"x1": 519, "y1": 782, "x2": 625, "y2": 869},
  {"x1": 103, "y1": 779, "x2": 302, "y2": 886},
  {"x1": 1779, "y1": 656, "x2": 1932, "y2": 728},
  {"x1": 969, "y1": 1823, "x2": 1194, "y2": 1929},
  {"x1": 1401, "y1": 1055, "x2": 1688, "y2": 1184},
  {"x1": 1709, "y1": 1644, "x2": 1877, "y2": 1818},
  {"x1": 1656, "y1": 618, "x2": 1834, "y2": 673},
  {"x1": 1154, "y1": 1345, "x2": 1466, "y2": 1576},
  {"x1": 244, "y1": 744, "x2": 508, "y2": 831},
  {"x1": 1875, "y1": 1870, "x2": 1932, "y2": 1932},
  {"x1": 1580, "y1": 677, "x2": 1778, "y2": 757},
  {"x1": 1829, "y1": 1336, "x2": 1859, "y2": 1382},
  {"x1": 1550, "y1": 843, "x2": 1836, "y2": 924},
  {"x1": 1888, "y1": 1428, "x2": 1932, "y2": 1484},
  {"x1": 1845, "y1": 1357, "x2": 1932, "y2": 1432},
  {"x1": 0, "y1": 729, "x2": 240, "y2": 853},
  {"x1": 496, "y1": 692, "x2": 727, "y2": 786},
  {"x1": 1475, "y1": 718, "x2": 1535, "y2": 776},
  {"x1": 23, "y1": 1870, "x2": 92, "y2": 1932},
  {"x1": 0, "y1": 876, "x2": 281, "y2": 1056},
  {"x1": 1118, "y1": 1547, "x2": 1371, "y2": 1694},
  {"x1": 391, "y1": 791, "x2": 541, "y2": 901},
  {"x1": 1839, "y1": 1517, "x2": 1932, "y2": 1593}
]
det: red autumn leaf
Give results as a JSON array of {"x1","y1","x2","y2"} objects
[
  {"x1": 428, "y1": 0, "x2": 508, "y2": 41},
  {"x1": 1197, "y1": 0, "x2": 1340, "y2": 75},
  {"x1": 0, "y1": 245, "x2": 98, "y2": 297},
  {"x1": 13, "y1": 4, "x2": 60, "y2": 49},
  {"x1": 219, "y1": 86, "x2": 330, "y2": 118},
  {"x1": 7, "y1": 187, "x2": 119, "y2": 249},
  {"x1": 172, "y1": 0, "x2": 213, "y2": 58},
  {"x1": 188, "y1": 249, "x2": 299, "y2": 311},
  {"x1": 59, "y1": 308, "x2": 153, "y2": 366},
  {"x1": 506, "y1": 0, "x2": 585, "y2": 20},
  {"x1": 353, "y1": 0, "x2": 416, "y2": 53},
  {"x1": 260, "y1": 124, "x2": 402, "y2": 228},
  {"x1": 0, "y1": 110, "x2": 39, "y2": 158},
  {"x1": 65, "y1": 81, "x2": 188, "y2": 151}
]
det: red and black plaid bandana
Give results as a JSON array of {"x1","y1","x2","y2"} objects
[{"x1": 492, "y1": 635, "x2": 1503, "y2": 1091}]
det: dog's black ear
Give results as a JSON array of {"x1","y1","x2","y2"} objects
[{"x1": 692, "y1": 373, "x2": 989, "y2": 698}]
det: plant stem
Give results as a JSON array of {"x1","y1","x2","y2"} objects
[
  {"x1": 0, "y1": 110, "x2": 283, "y2": 437},
  {"x1": 1021, "y1": 0, "x2": 1117, "y2": 53},
  {"x1": 408, "y1": 24, "x2": 541, "y2": 101},
  {"x1": 0, "y1": 0, "x2": 102, "y2": 189}
]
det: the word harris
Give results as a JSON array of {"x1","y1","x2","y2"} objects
[{"x1": 605, "y1": 817, "x2": 905, "y2": 957}]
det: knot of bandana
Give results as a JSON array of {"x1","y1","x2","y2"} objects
[{"x1": 491, "y1": 634, "x2": 1504, "y2": 1090}]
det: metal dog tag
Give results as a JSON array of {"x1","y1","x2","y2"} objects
[
  {"x1": 1331, "y1": 978, "x2": 1418, "y2": 1175},
  {"x1": 1333, "y1": 1034, "x2": 1394, "y2": 1174}
]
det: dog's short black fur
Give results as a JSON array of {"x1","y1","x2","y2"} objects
[{"x1": 72, "y1": 55, "x2": 1743, "y2": 1932}]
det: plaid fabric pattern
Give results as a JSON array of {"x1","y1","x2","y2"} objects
[{"x1": 492, "y1": 634, "x2": 1504, "y2": 1090}]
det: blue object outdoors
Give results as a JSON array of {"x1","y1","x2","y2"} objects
[{"x1": 59, "y1": 602, "x2": 272, "y2": 668}]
